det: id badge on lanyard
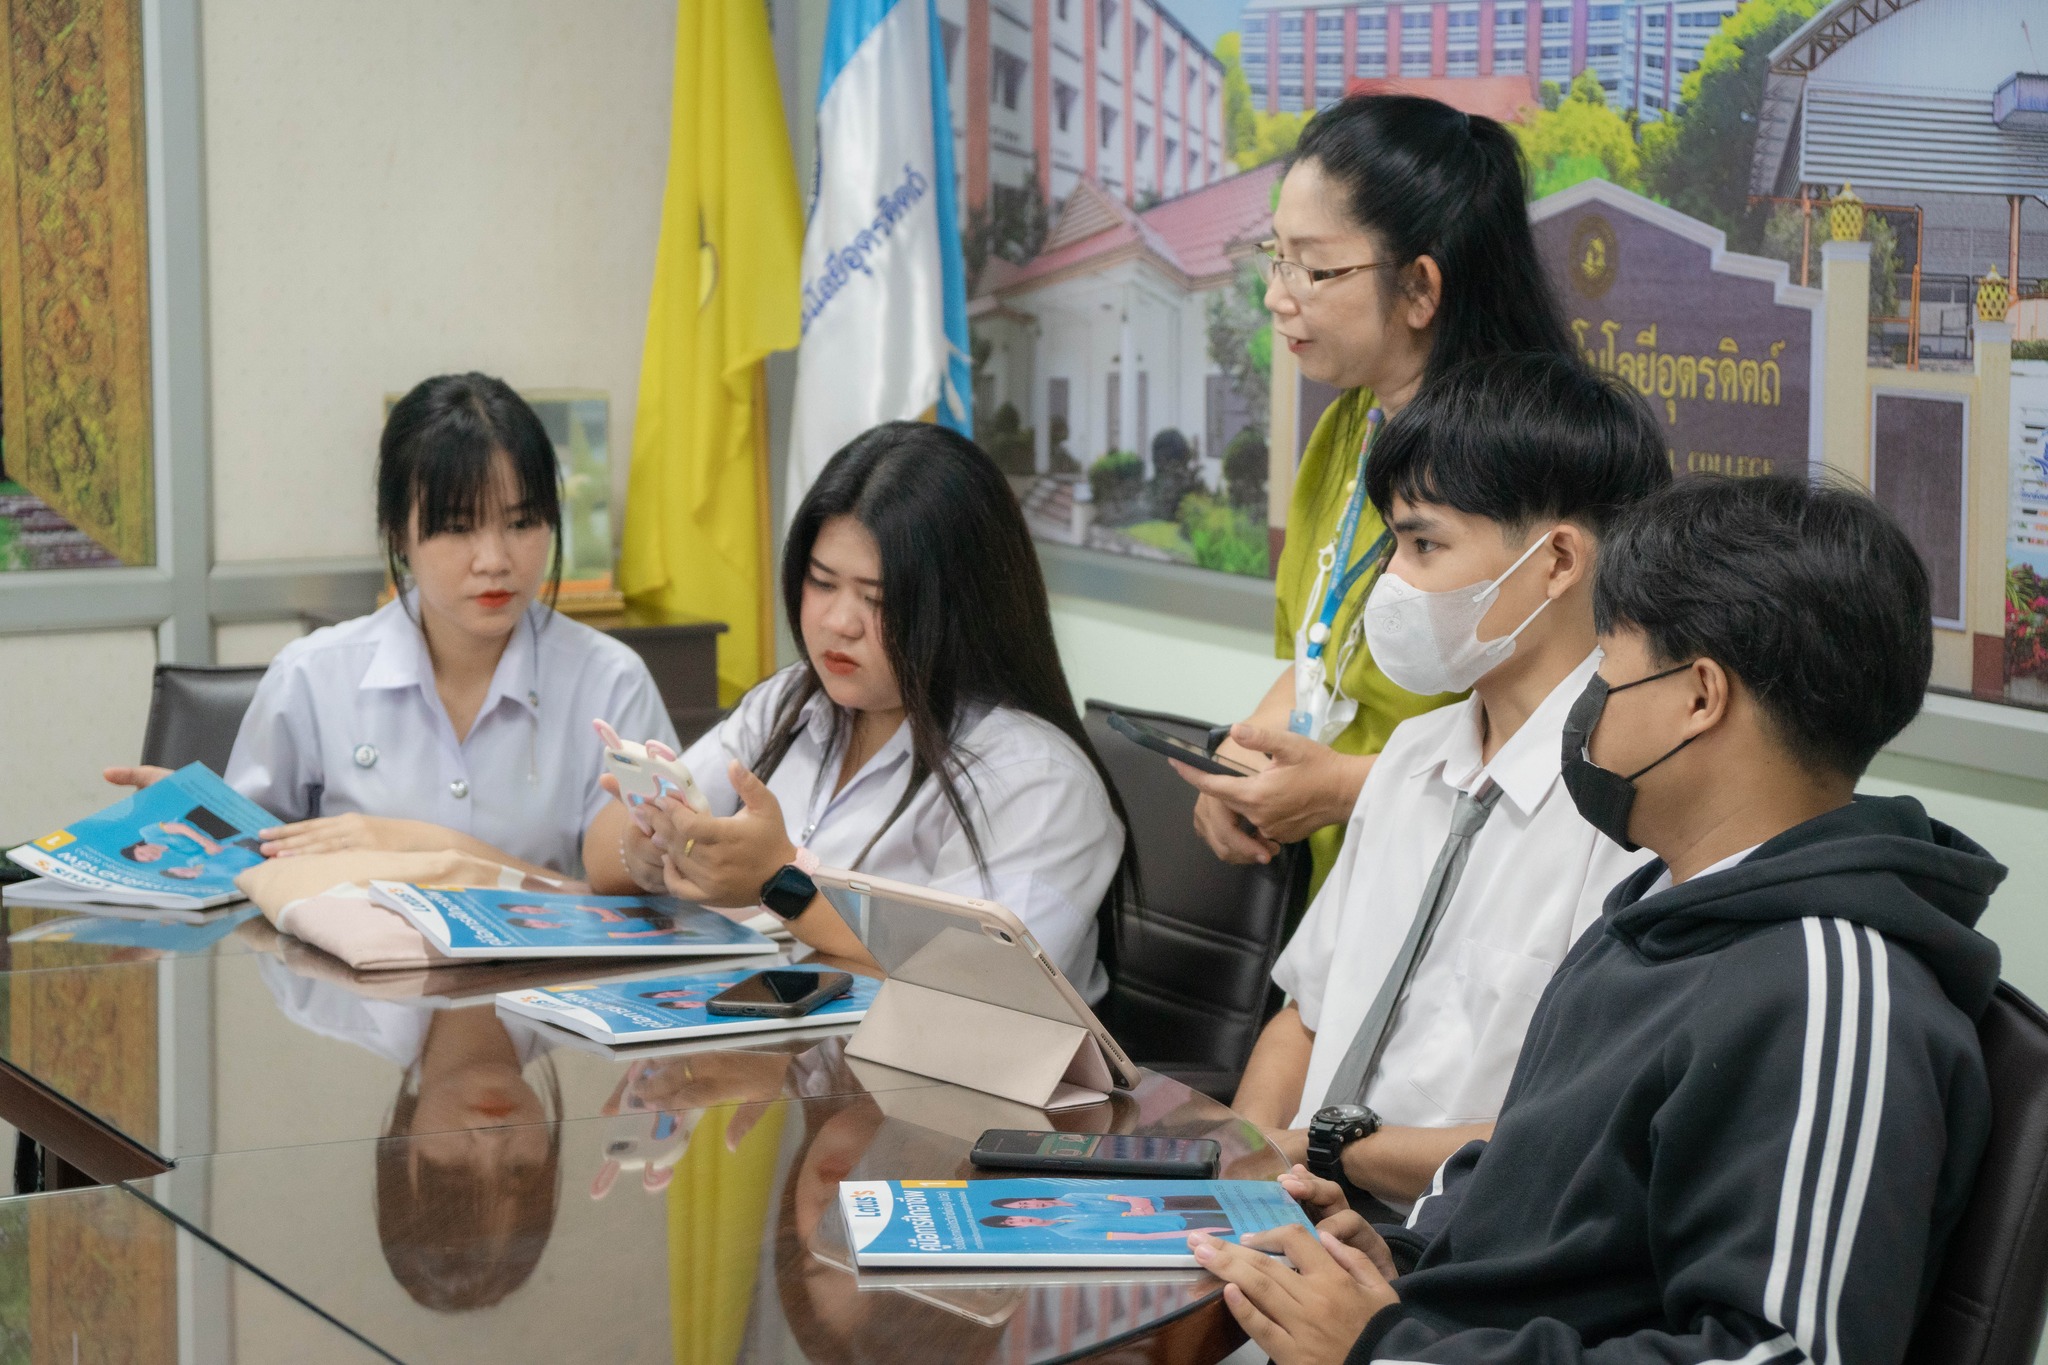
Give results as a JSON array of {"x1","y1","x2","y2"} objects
[{"x1": 1289, "y1": 409, "x2": 1386, "y2": 745}]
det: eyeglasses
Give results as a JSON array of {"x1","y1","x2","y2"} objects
[{"x1": 1255, "y1": 240, "x2": 1400, "y2": 298}]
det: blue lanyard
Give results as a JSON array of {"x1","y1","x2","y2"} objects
[{"x1": 1306, "y1": 410, "x2": 1387, "y2": 662}]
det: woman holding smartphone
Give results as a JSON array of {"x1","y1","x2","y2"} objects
[
  {"x1": 107, "y1": 373, "x2": 675, "y2": 879},
  {"x1": 585, "y1": 421, "x2": 1137, "y2": 1002},
  {"x1": 1175, "y1": 94, "x2": 1579, "y2": 895}
]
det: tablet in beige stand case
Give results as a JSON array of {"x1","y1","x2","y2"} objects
[{"x1": 845, "y1": 977, "x2": 1116, "y2": 1110}]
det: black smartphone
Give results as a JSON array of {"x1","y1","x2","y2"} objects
[
  {"x1": 1105, "y1": 712, "x2": 1256, "y2": 778},
  {"x1": 968, "y1": 1129, "x2": 1222, "y2": 1178},
  {"x1": 705, "y1": 969, "x2": 854, "y2": 1018}
]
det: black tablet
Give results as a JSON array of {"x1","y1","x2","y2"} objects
[{"x1": 1105, "y1": 712, "x2": 1256, "y2": 777}]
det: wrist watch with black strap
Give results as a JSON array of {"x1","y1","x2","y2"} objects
[
  {"x1": 1305, "y1": 1102, "x2": 1381, "y2": 1183},
  {"x1": 758, "y1": 846, "x2": 823, "y2": 920}
]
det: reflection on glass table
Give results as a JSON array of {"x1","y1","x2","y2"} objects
[
  {"x1": 0, "y1": 943, "x2": 920, "y2": 1179},
  {"x1": 129, "y1": 1069, "x2": 1278, "y2": 1364},
  {"x1": 0, "y1": 1183, "x2": 390, "y2": 1362}
]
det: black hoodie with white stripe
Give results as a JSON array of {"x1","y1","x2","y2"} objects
[{"x1": 1349, "y1": 794, "x2": 2005, "y2": 1365}]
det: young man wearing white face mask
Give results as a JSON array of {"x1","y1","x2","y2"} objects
[{"x1": 1231, "y1": 353, "x2": 1670, "y2": 1211}]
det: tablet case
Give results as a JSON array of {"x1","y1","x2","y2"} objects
[{"x1": 846, "y1": 976, "x2": 1115, "y2": 1110}]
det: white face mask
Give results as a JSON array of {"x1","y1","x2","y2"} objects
[{"x1": 1362, "y1": 531, "x2": 1555, "y2": 695}]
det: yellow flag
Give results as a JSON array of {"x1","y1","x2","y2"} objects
[{"x1": 620, "y1": 0, "x2": 802, "y2": 704}]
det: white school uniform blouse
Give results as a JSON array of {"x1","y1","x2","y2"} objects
[
  {"x1": 1273, "y1": 649, "x2": 1655, "y2": 1135},
  {"x1": 225, "y1": 597, "x2": 677, "y2": 877},
  {"x1": 681, "y1": 665, "x2": 1123, "y2": 1003}
]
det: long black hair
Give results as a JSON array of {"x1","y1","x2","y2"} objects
[
  {"x1": 1291, "y1": 94, "x2": 1576, "y2": 381},
  {"x1": 757, "y1": 421, "x2": 1138, "y2": 962},
  {"x1": 377, "y1": 372, "x2": 564, "y2": 609}
]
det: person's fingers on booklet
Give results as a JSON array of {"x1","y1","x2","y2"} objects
[
  {"x1": 102, "y1": 764, "x2": 172, "y2": 791},
  {"x1": 1205, "y1": 1226, "x2": 1396, "y2": 1362},
  {"x1": 1186, "y1": 787, "x2": 1281, "y2": 865},
  {"x1": 1279, "y1": 1164, "x2": 1351, "y2": 1223},
  {"x1": 1191, "y1": 1231, "x2": 1311, "y2": 1307}
]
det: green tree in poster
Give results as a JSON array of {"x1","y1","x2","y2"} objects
[
  {"x1": 1217, "y1": 32, "x2": 1259, "y2": 167},
  {"x1": 1515, "y1": 70, "x2": 1642, "y2": 197},
  {"x1": 1216, "y1": 32, "x2": 1312, "y2": 171},
  {"x1": 1640, "y1": 0, "x2": 1820, "y2": 249}
]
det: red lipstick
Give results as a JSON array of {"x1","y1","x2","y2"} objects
[{"x1": 820, "y1": 650, "x2": 859, "y2": 676}]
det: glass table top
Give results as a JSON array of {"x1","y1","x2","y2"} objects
[
  {"x1": 0, "y1": 944, "x2": 930, "y2": 1169},
  {"x1": 0, "y1": 1182, "x2": 391, "y2": 1361},
  {"x1": 127, "y1": 1067, "x2": 1276, "y2": 1364}
]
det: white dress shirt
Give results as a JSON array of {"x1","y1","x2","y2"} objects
[
  {"x1": 682, "y1": 665, "x2": 1123, "y2": 1002},
  {"x1": 1274, "y1": 649, "x2": 1655, "y2": 1133},
  {"x1": 225, "y1": 597, "x2": 676, "y2": 877}
]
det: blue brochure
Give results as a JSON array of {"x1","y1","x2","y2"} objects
[
  {"x1": 838, "y1": 1177, "x2": 1315, "y2": 1268},
  {"x1": 497, "y1": 963, "x2": 878, "y2": 1045},
  {"x1": 370, "y1": 883, "x2": 781, "y2": 960},
  {"x1": 6, "y1": 764, "x2": 273, "y2": 908}
]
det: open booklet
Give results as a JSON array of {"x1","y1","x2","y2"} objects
[
  {"x1": 837, "y1": 1178, "x2": 1314, "y2": 1269},
  {"x1": 497, "y1": 963, "x2": 878, "y2": 1046},
  {"x1": 369, "y1": 883, "x2": 781, "y2": 960},
  {"x1": 6, "y1": 764, "x2": 273, "y2": 910}
]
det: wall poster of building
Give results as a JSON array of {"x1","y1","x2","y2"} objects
[{"x1": 942, "y1": 0, "x2": 2041, "y2": 708}]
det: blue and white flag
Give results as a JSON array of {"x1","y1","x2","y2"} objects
[{"x1": 788, "y1": 0, "x2": 971, "y2": 508}]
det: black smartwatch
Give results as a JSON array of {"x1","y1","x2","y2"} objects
[
  {"x1": 758, "y1": 863, "x2": 818, "y2": 920},
  {"x1": 1305, "y1": 1103, "x2": 1381, "y2": 1182}
]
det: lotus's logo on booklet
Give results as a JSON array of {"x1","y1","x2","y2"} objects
[{"x1": 841, "y1": 1181, "x2": 895, "y2": 1252}]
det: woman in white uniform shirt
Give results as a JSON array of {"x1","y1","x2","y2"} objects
[
  {"x1": 585, "y1": 422, "x2": 1135, "y2": 1001},
  {"x1": 108, "y1": 373, "x2": 675, "y2": 878}
]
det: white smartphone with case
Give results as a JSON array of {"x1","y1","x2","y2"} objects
[{"x1": 593, "y1": 719, "x2": 710, "y2": 813}]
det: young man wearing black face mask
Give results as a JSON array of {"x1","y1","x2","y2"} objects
[{"x1": 1191, "y1": 475, "x2": 2006, "y2": 1365}]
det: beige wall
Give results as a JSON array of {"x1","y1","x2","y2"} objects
[
  {"x1": 0, "y1": 0, "x2": 679, "y2": 834},
  {"x1": 201, "y1": 0, "x2": 676, "y2": 563},
  {"x1": 0, "y1": 629, "x2": 157, "y2": 845}
]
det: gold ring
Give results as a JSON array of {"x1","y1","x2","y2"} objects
[{"x1": 682, "y1": 838, "x2": 696, "y2": 859}]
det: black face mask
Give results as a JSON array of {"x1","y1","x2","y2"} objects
[{"x1": 1560, "y1": 661, "x2": 1700, "y2": 852}]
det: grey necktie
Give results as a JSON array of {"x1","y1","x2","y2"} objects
[{"x1": 1323, "y1": 781, "x2": 1505, "y2": 1107}]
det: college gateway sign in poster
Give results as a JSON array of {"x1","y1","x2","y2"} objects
[{"x1": 1531, "y1": 180, "x2": 1823, "y2": 484}]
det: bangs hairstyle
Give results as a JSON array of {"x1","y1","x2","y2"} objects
[
  {"x1": 1290, "y1": 95, "x2": 1576, "y2": 381},
  {"x1": 377, "y1": 372, "x2": 563, "y2": 607},
  {"x1": 1593, "y1": 476, "x2": 1933, "y2": 779},
  {"x1": 1365, "y1": 353, "x2": 1672, "y2": 537},
  {"x1": 759, "y1": 421, "x2": 1138, "y2": 964}
]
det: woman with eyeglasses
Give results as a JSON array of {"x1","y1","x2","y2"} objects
[{"x1": 1170, "y1": 94, "x2": 1580, "y2": 899}]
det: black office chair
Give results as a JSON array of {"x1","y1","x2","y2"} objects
[
  {"x1": 1084, "y1": 700, "x2": 1309, "y2": 1101},
  {"x1": 140, "y1": 664, "x2": 269, "y2": 772},
  {"x1": 1906, "y1": 981, "x2": 2048, "y2": 1365}
]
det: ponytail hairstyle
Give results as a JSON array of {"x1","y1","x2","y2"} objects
[
  {"x1": 755, "y1": 421, "x2": 1138, "y2": 965},
  {"x1": 1290, "y1": 94, "x2": 1577, "y2": 381}
]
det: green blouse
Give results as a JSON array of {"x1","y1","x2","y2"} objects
[{"x1": 1273, "y1": 387, "x2": 1463, "y2": 896}]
